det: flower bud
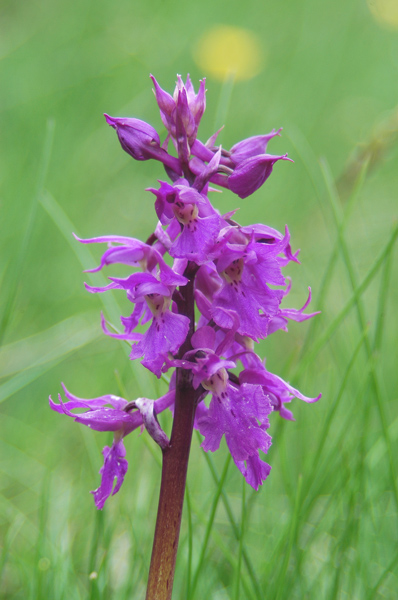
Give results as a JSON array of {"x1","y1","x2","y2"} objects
[
  {"x1": 105, "y1": 114, "x2": 182, "y2": 175},
  {"x1": 229, "y1": 128, "x2": 282, "y2": 165},
  {"x1": 228, "y1": 153, "x2": 293, "y2": 199},
  {"x1": 150, "y1": 74, "x2": 206, "y2": 146},
  {"x1": 104, "y1": 114, "x2": 161, "y2": 160}
]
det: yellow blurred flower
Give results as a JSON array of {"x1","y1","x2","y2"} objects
[
  {"x1": 193, "y1": 25, "x2": 264, "y2": 81},
  {"x1": 367, "y1": 0, "x2": 398, "y2": 30}
]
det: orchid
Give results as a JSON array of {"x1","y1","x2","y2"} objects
[{"x1": 50, "y1": 73, "x2": 320, "y2": 600}]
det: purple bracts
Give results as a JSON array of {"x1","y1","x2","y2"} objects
[{"x1": 50, "y1": 74, "x2": 320, "y2": 507}]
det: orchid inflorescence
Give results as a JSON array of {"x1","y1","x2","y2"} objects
[{"x1": 50, "y1": 74, "x2": 321, "y2": 510}]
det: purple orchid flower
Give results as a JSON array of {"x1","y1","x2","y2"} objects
[
  {"x1": 74, "y1": 234, "x2": 190, "y2": 376},
  {"x1": 89, "y1": 271, "x2": 190, "y2": 377},
  {"x1": 148, "y1": 180, "x2": 222, "y2": 263},
  {"x1": 168, "y1": 323, "x2": 273, "y2": 489},
  {"x1": 208, "y1": 224, "x2": 297, "y2": 339},
  {"x1": 198, "y1": 382, "x2": 273, "y2": 490},
  {"x1": 50, "y1": 385, "x2": 175, "y2": 508}
]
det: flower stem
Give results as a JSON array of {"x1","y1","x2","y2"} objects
[
  {"x1": 145, "y1": 372, "x2": 196, "y2": 600},
  {"x1": 145, "y1": 268, "x2": 197, "y2": 600}
]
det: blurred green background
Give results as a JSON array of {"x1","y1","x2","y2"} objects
[{"x1": 1, "y1": 0, "x2": 398, "y2": 598}]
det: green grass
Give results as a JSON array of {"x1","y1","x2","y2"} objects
[{"x1": 1, "y1": 0, "x2": 398, "y2": 598}]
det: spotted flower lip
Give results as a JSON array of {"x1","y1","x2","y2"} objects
[
  {"x1": 197, "y1": 382, "x2": 273, "y2": 490},
  {"x1": 149, "y1": 180, "x2": 214, "y2": 224},
  {"x1": 76, "y1": 229, "x2": 191, "y2": 376},
  {"x1": 91, "y1": 271, "x2": 190, "y2": 377},
  {"x1": 170, "y1": 323, "x2": 274, "y2": 491},
  {"x1": 148, "y1": 180, "x2": 222, "y2": 263},
  {"x1": 208, "y1": 225, "x2": 296, "y2": 340},
  {"x1": 129, "y1": 307, "x2": 190, "y2": 377}
]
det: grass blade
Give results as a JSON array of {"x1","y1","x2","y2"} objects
[
  {"x1": 190, "y1": 454, "x2": 231, "y2": 600},
  {"x1": 320, "y1": 158, "x2": 398, "y2": 512},
  {"x1": 0, "y1": 312, "x2": 99, "y2": 378},
  {"x1": 197, "y1": 432, "x2": 263, "y2": 600},
  {"x1": 234, "y1": 477, "x2": 246, "y2": 600},
  {"x1": 0, "y1": 119, "x2": 55, "y2": 345},
  {"x1": 39, "y1": 190, "x2": 149, "y2": 397},
  {"x1": 274, "y1": 474, "x2": 303, "y2": 600},
  {"x1": 185, "y1": 485, "x2": 193, "y2": 599},
  {"x1": 294, "y1": 222, "x2": 398, "y2": 376}
]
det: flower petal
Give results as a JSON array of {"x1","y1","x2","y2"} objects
[{"x1": 91, "y1": 439, "x2": 129, "y2": 509}]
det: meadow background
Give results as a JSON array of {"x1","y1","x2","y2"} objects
[{"x1": 1, "y1": 0, "x2": 398, "y2": 598}]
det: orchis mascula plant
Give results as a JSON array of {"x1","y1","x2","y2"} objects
[{"x1": 50, "y1": 74, "x2": 321, "y2": 600}]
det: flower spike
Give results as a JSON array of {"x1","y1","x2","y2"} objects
[{"x1": 51, "y1": 74, "x2": 320, "y2": 517}]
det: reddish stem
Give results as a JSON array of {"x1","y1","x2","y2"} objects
[{"x1": 145, "y1": 266, "x2": 198, "y2": 600}]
